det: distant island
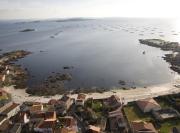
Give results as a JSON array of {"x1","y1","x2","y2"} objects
[
  {"x1": 55, "y1": 18, "x2": 93, "y2": 22},
  {"x1": 20, "y1": 29, "x2": 35, "y2": 32}
]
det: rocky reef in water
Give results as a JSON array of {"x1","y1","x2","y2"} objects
[
  {"x1": 139, "y1": 39, "x2": 180, "y2": 51},
  {"x1": 26, "y1": 73, "x2": 72, "y2": 96},
  {"x1": 139, "y1": 39, "x2": 180, "y2": 74}
]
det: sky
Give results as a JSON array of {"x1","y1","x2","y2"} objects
[{"x1": 0, "y1": 0, "x2": 180, "y2": 20}]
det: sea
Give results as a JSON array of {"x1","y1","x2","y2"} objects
[{"x1": 0, "y1": 18, "x2": 180, "y2": 89}]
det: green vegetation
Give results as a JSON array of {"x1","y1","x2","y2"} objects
[
  {"x1": 124, "y1": 100, "x2": 180, "y2": 133},
  {"x1": 92, "y1": 101, "x2": 103, "y2": 112},
  {"x1": 124, "y1": 104, "x2": 152, "y2": 122},
  {"x1": 155, "y1": 98, "x2": 172, "y2": 108},
  {"x1": 85, "y1": 99, "x2": 104, "y2": 117},
  {"x1": 159, "y1": 119, "x2": 180, "y2": 133}
]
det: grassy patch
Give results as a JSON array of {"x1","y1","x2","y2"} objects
[
  {"x1": 124, "y1": 104, "x2": 152, "y2": 122},
  {"x1": 92, "y1": 101, "x2": 102, "y2": 112},
  {"x1": 159, "y1": 119, "x2": 180, "y2": 133}
]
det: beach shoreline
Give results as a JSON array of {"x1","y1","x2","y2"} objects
[{"x1": 2, "y1": 80, "x2": 180, "y2": 104}]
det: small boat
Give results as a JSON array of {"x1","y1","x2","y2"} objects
[{"x1": 143, "y1": 51, "x2": 146, "y2": 54}]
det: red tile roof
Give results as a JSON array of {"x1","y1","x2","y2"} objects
[
  {"x1": 136, "y1": 98, "x2": 161, "y2": 112},
  {"x1": 48, "y1": 99, "x2": 58, "y2": 105},
  {"x1": 131, "y1": 121, "x2": 157, "y2": 133},
  {"x1": 37, "y1": 120, "x2": 55, "y2": 129},
  {"x1": 1, "y1": 103, "x2": 19, "y2": 114},
  {"x1": 77, "y1": 93, "x2": 86, "y2": 100},
  {"x1": 88, "y1": 125, "x2": 101, "y2": 133}
]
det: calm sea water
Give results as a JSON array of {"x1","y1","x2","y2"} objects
[{"x1": 0, "y1": 18, "x2": 180, "y2": 89}]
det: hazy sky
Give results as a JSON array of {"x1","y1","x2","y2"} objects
[{"x1": 0, "y1": 0, "x2": 180, "y2": 20}]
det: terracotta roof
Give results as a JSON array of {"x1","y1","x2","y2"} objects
[
  {"x1": 131, "y1": 121, "x2": 157, "y2": 133},
  {"x1": 88, "y1": 125, "x2": 101, "y2": 132},
  {"x1": 37, "y1": 120, "x2": 55, "y2": 129},
  {"x1": 104, "y1": 95, "x2": 122, "y2": 108},
  {"x1": 60, "y1": 127, "x2": 76, "y2": 133},
  {"x1": 1, "y1": 103, "x2": 19, "y2": 114},
  {"x1": 0, "y1": 89, "x2": 7, "y2": 93},
  {"x1": 109, "y1": 95, "x2": 120, "y2": 102},
  {"x1": 0, "y1": 119, "x2": 10, "y2": 132},
  {"x1": 0, "y1": 89, "x2": 8, "y2": 96},
  {"x1": 77, "y1": 93, "x2": 86, "y2": 100},
  {"x1": 48, "y1": 99, "x2": 58, "y2": 105},
  {"x1": 109, "y1": 110, "x2": 123, "y2": 117},
  {"x1": 136, "y1": 98, "x2": 161, "y2": 111}
]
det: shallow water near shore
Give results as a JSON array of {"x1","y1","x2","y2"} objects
[{"x1": 0, "y1": 18, "x2": 180, "y2": 89}]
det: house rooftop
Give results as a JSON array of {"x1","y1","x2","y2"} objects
[
  {"x1": 37, "y1": 120, "x2": 55, "y2": 129},
  {"x1": 153, "y1": 108, "x2": 180, "y2": 121},
  {"x1": 77, "y1": 93, "x2": 86, "y2": 100},
  {"x1": 136, "y1": 98, "x2": 161, "y2": 112},
  {"x1": 60, "y1": 127, "x2": 77, "y2": 133},
  {"x1": 131, "y1": 121, "x2": 157, "y2": 133},
  {"x1": 1, "y1": 103, "x2": 19, "y2": 115},
  {"x1": 48, "y1": 99, "x2": 58, "y2": 105},
  {"x1": 0, "y1": 89, "x2": 8, "y2": 96},
  {"x1": 88, "y1": 125, "x2": 101, "y2": 132},
  {"x1": 0, "y1": 119, "x2": 10, "y2": 132}
]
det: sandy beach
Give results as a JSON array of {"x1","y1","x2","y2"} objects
[{"x1": 2, "y1": 79, "x2": 180, "y2": 104}]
